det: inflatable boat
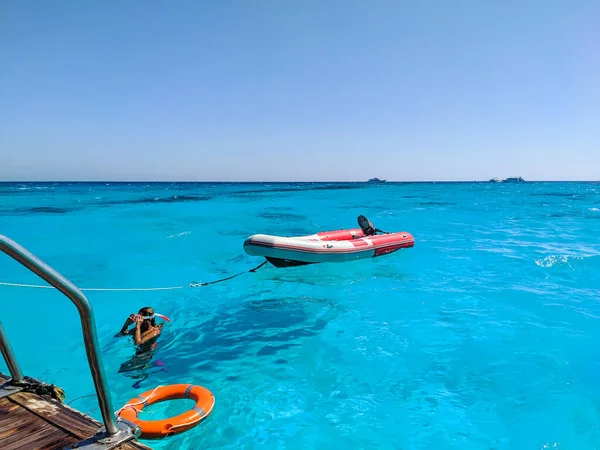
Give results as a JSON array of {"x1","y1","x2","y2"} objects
[{"x1": 244, "y1": 215, "x2": 414, "y2": 267}]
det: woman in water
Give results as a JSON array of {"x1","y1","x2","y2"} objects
[
  {"x1": 116, "y1": 306, "x2": 164, "y2": 348},
  {"x1": 116, "y1": 307, "x2": 166, "y2": 387}
]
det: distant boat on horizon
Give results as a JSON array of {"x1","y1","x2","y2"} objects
[
  {"x1": 489, "y1": 176, "x2": 525, "y2": 183},
  {"x1": 367, "y1": 177, "x2": 387, "y2": 183}
]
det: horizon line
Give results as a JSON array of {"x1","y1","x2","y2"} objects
[{"x1": 2, "y1": 179, "x2": 600, "y2": 183}]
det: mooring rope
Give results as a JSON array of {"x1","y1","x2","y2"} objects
[
  {"x1": 189, "y1": 261, "x2": 268, "y2": 287},
  {"x1": 66, "y1": 393, "x2": 98, "y2": 406},
  {"x1": 0, "y1": 281, "x2": 186, "y2": 291},
  {"x1": 0, "y1": 260, "x2": 269, "y2": 291}
]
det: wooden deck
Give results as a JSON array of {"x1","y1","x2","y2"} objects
[{"x1": 0, "y1": 374, "x2": 152, "y2": 450}]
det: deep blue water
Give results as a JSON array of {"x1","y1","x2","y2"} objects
[{"x1": 1, "y1": 181, "x2": 600, "y2": 449}]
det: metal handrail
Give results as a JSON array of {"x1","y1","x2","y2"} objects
[
  {"x1": 0, "y1": 234, "x2": 118, "y2": 435},
  {"x1": 0, "y1": 320, "x2": 24, "y2": 382}
]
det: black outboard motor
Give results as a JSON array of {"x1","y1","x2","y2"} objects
[{"x1": 357, "y1": 215, "x2": 377, "y2": 236}]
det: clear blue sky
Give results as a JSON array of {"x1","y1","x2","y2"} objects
[{"x1": 1, "y1": 0, "x2": 598, "y2": 181}]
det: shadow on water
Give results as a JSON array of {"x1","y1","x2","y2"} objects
[
  {"x1": 117, "y1": 348, "x2": 167, "y2": 388},
  {"x1": 261, "y1": 257, "x2": 413, "y2": 286},
  {"x1": 99, "y1": 194, "x2": 212, "y2": 206},
  {"x1": 157, "y1": 297, "x2": 334, "y2": 375},
  {"x1": 246, "y1": 295, "x2": 346, "y2": 312},
  {"x1": 419, "y1": 201, "x2": 457, "y2": 206},
  {"x1": 0, "y1": 183, "x2": 370, "y2": 216},
  {"x1": 0, "y1": 195, "x2": 212, "y2": 215},
  {"x1": 529, "y1": 192, "x2": 595, "y2": 198},
  {"x1": 228, "y1": 184, "x2": 363, "y2": 197},
  {"x1": 543, "y1": 210, "x2": 600, "y2": 220},
  {"x1": 255, "y1": 210, "x2": 307, "y2": 221},
  {"x1": 0, "y1": 206, "x2": 82, "y2": 215},
  {"x1": 115, "y1": 336, "x2": 169, "y2": 389}
]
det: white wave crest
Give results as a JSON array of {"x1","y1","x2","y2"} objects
[
  {"x1": 167, "y1": 231, "x2": 191, "y2": 239},
  {"x1": 535, "y1": 254, "x2": 586, "y2": 268}
]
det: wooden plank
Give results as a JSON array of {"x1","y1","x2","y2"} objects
[
  {"x1": 8, "y1": 394, "x2": 152, "y2": 449},
  {"x1": 0, "y1": 399, "x2": 21, "y2": 427},
  {"x1": 0, "y1": 373, "x2": 152, "y2": 450},
  {"x1": 9, "y1": 391, "x2": 101, "y2": 438},
  {"x1": 0, "y1": 416, "x2": 58, "y2": 449},
  {"x1": 35, "y1": 435, "x2": 80, "y2": 450},
  {"x1": 0, "y1": 403, "x2": 40, "y2": 439},
  {"x1": 0, "y1": 413, "x2": 37, "y2": 440},
  {"x1": 25, "y1": 433, "x2": 77, "y2": 450},
  {"x1": 0, "y1": 398, "x2": 19, "y2": 414},
  {"x1": 12, "y1": 427, "x2": 77, "y2": 450}
]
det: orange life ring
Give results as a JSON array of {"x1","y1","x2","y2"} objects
[{"x1": 118, "y1": 384, "x2": 215, "y2": 439}]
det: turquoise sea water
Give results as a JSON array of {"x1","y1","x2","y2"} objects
[{"x1": 1, "y1": 181, "x2": 600, "y2": 449}]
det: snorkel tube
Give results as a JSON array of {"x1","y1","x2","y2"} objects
[
  {"x1": 135, "y1": 313, "x2": 172, "y2": 322},
  {"x1": 144, "y1": 313, "x2": 171, "y2": 322}
]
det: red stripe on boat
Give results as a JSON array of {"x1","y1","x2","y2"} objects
[{"x1": 316, "y1": 228, "x2": 365, "y2": 241}]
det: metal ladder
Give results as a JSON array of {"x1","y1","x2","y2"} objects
[{"x1": 0, "y1": 234, "x2": 141, "y2": 449}]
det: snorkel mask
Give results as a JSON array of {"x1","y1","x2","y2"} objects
[
  {"x1": 143, "y1": 313, "x2": 171, "y2": 322},
  {"x1": 130, "y1": 313, "x2": 171, "y2": 322}
]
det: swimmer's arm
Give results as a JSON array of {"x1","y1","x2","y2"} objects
[
  {"x1": 133, "y1": 320, "x2": 143, "y2": 345},
  {"x1": 115, "y1": 317, "x2": 134, "y2": 337},
  {"x1": 135, "y1": 327, "x2": 161, "y2": 345}
]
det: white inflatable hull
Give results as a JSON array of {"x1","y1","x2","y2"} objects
[{"x1": 244, "y1": 228, "x2": 414, "y2": 267}]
